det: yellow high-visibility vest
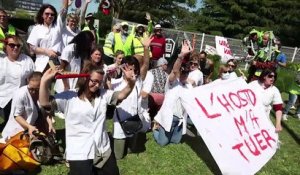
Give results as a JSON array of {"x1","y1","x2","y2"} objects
[
  {"x1": 82, "y1": 25, "x2": 100, "y2": 44},
  {"x1": 0, "y1": 24, "x2": 16, "y2": 51}
]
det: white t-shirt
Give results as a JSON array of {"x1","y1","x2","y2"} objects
[
  {"x1": 62, "y1": 26, "x2": 80, "y2": 48},
  {"x1": 1, "y1": 86, "x2": 39, "y2": 141},
  {"x1": 27, "y1": 14, "x2": 64, "y2": 72},
  {"x1": 249, "y1": 80, "x2": 283, "y2": 117},
  {"x1": 0, "y1": 54, "x2": 34, "y2": 108},
  {"x1": 111, "y1": 77, "x2": 144, "y2": 139},
  {"x1": 141, "y1": 71, "x2": 154, "y2": 131},
  {"x1": 154, "y1": 77, "x2": 192, "y2": 134},
  {"x1": 55, "y1": 89, "x2": 116, "y2": 160},
  {"x1": 188, "y1": 69, "x2": 203, "y2": 86},
  {"x1": 54, "y1": 43, "x2": 81, "y2": 93},
  {"x1": 141, "y1": 71, "x2": 154, "y2": 109}
]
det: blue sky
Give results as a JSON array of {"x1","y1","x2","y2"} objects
[
  {"x1": 43, "y1": 0, "x2": 98, "y2": 13},
  {"x1": 43, "y1": 0, "x2": 202, "y2": 14}
]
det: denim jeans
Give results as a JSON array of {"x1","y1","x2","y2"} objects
[
  {"x1": 283, "y1": 93, "x2": 300, "y2": 114},
  {"x1": 153, "y1": 116, "x2": 183, "y2": 146}
]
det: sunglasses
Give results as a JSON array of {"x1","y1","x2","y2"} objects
[
  {"x1": 0, "y1": 15, "x2": 8, "y2": 18},
  {"x1": 44, "y1": 12, "x2": 55, "y2": 17},
  {"x1": 267, "y1": 74, "x2": 275, "y2": 78},
  {"x1": 227, "y1": 64, "x2": 235, "y2": 67},
  {"x1": 90, "y1": 79, "x2": 102, "y2": 85},
  {"x1": 190, "y1": 62, "x2": 198, "y2": 66},
  {"x1": 28, "y1": 87, "x2": 40, "y2": 93},
  {"x1": 7, "y1": 43, "x2": 22, "y2": 49},
  {"x1": 223, "y1": 71, "x2": 229, "y2": 74}
]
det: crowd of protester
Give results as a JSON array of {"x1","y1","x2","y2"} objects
[{"x1": 0, "y1": 0, "x2": 297, "y2": 174}]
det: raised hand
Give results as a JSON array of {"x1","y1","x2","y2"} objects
[
  {"x1": 41, "y1": 68, "x2": 60, "y2": 82},
  {"x1": 180, "y1": 40, "x2": 192, "y2": 56},
  {"x1": 121, "y1": 64, "x2": 136, "y2": 87},
  {"x1": 145, "y1": 12, "x2": 151, "y2": 21},
  {"x1": 142, "y1": 35, "x2": 154, "y2": 48}
]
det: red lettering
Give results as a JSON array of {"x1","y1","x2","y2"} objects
[
  {"x1": 234, "y1": 116, "x2": 249, "y2": 136},
  {"x1": 217, "y1": 94, "x2": 234, "y2": 112},
  {"x1": 224, "y1": 48, "x2": 232, "y2": 55},
  {"x1": 249, "y1": 109, "x2": 260, "y2": 128},
  {"x1": 229, "y1": 92, "x2": 242, "y2": 109},
  {"x1": 244, "y1": 136, "x2": 261, "y2": 156},
  {"x1": 195, "y1": 97, "x2": 221, "y2": 119},
  {"x1": 254, "y1": 133, "x2": 268, "y2": 151},
  {"x1": 232, "y1": 129, "x2": 275, "y2": 162},
  {"x1": 237, "y1": 90, "x2": 249, "y2": 107},
  {"x1": 232, "y1": 143, "x2": 249, "y2": 162},
  {"x1": 238, "y1": 89, "x2": 256, "y2": 107},
  {"x1": 261, "y1": 129, "x2": 276, "y2": 148}
]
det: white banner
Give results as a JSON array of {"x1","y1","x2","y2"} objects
[
  {"x1": 180, "y1": 78, "x2": 279, "y2": 175},
  {"x1": 215, "y1": 36, "x2": 234, "y2": 63},
  {"x1": 205, "y1": 44, "x2": 218, "y2": 55}
]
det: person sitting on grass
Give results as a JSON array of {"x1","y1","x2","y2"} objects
[
  {"x1": 1, "y1": 72, "x2": 55, "y2": 143},
  {"x1": 152, "y1": 41, "x2": 192, "y2": 146}
]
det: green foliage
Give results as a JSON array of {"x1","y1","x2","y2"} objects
[
  {"x1": 286, "y1": 62, "x2": 300, "y2": 71},
  {"x1": 275, "y1": 68, "x2": 296, "y2": 93},
  {"x1": 194, "y1": 0, "x2": 300, "y2": 47},
  {"x1": 106, "y1": 0, "x2": 197, "y2": 27},
  {"x1": 94, "y1": 12, "x2": 113, "y2": 38},
  {"x1": 207, "y1": 54, "x2": 221, "y2": 79}
]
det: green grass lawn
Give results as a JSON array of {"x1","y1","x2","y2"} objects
[{"x1": 1, "y1": 108, "x2": 299, "y2": 175}]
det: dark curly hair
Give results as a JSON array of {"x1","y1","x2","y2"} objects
[{"x1": 35, "y1": 4, "x2": 57, "y2": 25}]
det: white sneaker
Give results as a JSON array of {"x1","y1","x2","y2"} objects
[
  {"x1": 55, "y1": 111, "x2": 65, "y2": 119},
  {"x1": 297, "y1": 114, "x2": 300, "y2": 120},
  {"x1": 291, "y1": 105, "x2": 296, "y2": 110},
  {"x1": 282, "y1": 114, "x2": 288, "y2": 121}
]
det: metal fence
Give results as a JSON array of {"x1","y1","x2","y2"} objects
[{"x1": 113, "y1": 18, "x2": 300, "y2": 63}]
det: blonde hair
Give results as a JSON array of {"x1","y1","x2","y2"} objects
[{"x1": 67, "y1": 13, "x2": 79, "y2": 23}]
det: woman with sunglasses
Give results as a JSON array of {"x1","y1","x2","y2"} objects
[
  {"x1": 0, "y1": 35, "x2": 35, "y2": 130},
  {"x1": 187, "y1": 58, "x2": 203, "y2": 87},
  {"x1": 39, "y1": 62, "x2": 137, "y2": 175},
  {"x1": 27, "y1": 0, "x2": 68, "y2": 73},
  {"x1": 1, "y1": 72, "x2": 55, "y2": 142},
  {"x1": 249, "y1": 69, "x2": 283, "y2": 132}
]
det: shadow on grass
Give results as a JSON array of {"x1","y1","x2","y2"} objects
[
  {"x1": 270, "y1": 111, "x2": 300, "y2": 145},
  {"x1": 182, "y1": 127, "x2": 222, "y2": 175},
  {"x1": 281, "y1": 121, "x2": 300, "y2": 145}
]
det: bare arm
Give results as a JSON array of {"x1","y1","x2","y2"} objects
[
  {"x1": 275, "y1": 110, "x2": 282, "y2": 132},
  {"x1": 15, "y1": 116, "x2": 38, "y2": 136},
  {"x1": 140, "y1": 36, "x2": 153, "y2": 81},
  {"x1": 60, "y1": 0, "x2": 69, "y2": 21},
  {"x1": 79, "y1": 0, "x2": 91, "y2": 27},
  {"x1": 169, "y1": 41, "x2": 191, "y2": 82},
  {"x1": 39, "y1": 68, "x2": 59, "y2": 107},
  {"x1": 30, "y1": 45, "x2": 58, "y2": 58}
]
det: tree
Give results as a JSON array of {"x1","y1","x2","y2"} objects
[
  {"x1": 97, "y1": 0, "x2": 197, "y2": 27},
  {"x1": 193, "y1": 0, "x2": 300, "y2": 46}
]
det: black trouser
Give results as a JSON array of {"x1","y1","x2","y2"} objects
[
  {"x1": 0, "y1": 100, "x2": 12, "y2": 131},
  {"x1": 94, "y1": 151, "x2": 120, "y2": 175},
  {"x1": 69, "y1": 159, "x2": 94, "y2": 175}
]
